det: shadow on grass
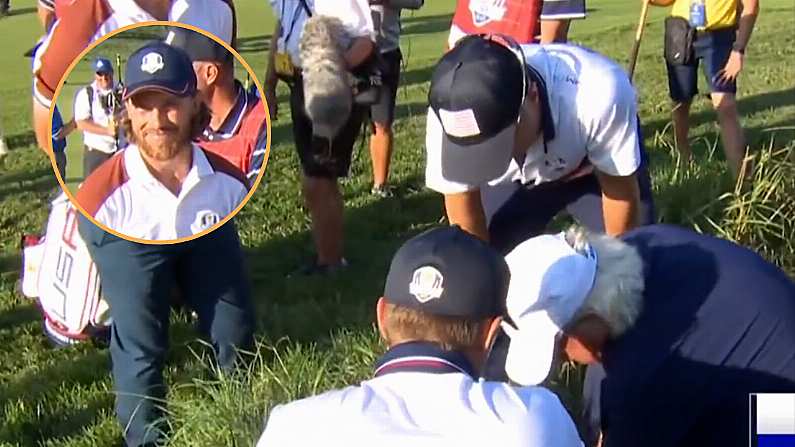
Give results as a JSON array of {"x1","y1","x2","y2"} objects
[
  {"x1": 0, "y1": 166, "x2": 57, "y2": 203},
  {"x1": 237, "y1": 35, "x2": 271, "y2": 55},
  {"x1": 644, "y1": 87, "x2": 795, "y2": 139},
  {"x1": 0, "y1": 300, "x2": 39, "y2": 331},
  {"x1": 0, "y1": 348, "x2": 112, "y2": 444},
  {"x1": 6, "y1": 131, "x2": 36, "y2": 150},
  {"x1": 6, "y1": 6, "x2": 36, "y2": 16},
  {"x1": 399, "y1": 64, "x2": 434, "y2": 89},
  {"x1": 401, "y1": 12, "x2": 453, "y2": 37},
  {"x1": 245, "y1": 173, "x2": 442, "y2": 343}
]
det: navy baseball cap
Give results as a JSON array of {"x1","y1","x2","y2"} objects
[
  {"x1": 94, "y1": 58, "x2": 113, "y2": 74},
  {"x1": 123, "y1": 41, "x2": 197, "y2": 100},
  {"x1": 384, "y1": 226, "x2": 510, "y2": 319},
  {"x1": 428, "y1": 35, "x2": 525, "y2": 185},
  {"x1": 164, "y1": 26, "x2": 233, "y2": 65}
]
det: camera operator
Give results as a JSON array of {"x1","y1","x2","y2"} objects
[{"x1": 74, "y1": 57, "x2": 121, "y2": 177}]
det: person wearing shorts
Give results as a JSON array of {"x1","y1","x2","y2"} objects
[
  {"x1": 539, "y1": 0, "x2": 587, "y2": 43},
  {"x1": 265, "y1": 0, "x2": 376, "y2": 274},
  {"x1": 368, "y1": 0, "x2": 423, "y2": 197},
  {"x1": 652, "y1": 0, "x2": 759, "y2": 178}
]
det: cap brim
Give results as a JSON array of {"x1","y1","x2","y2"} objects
[
  {"x1": 440, "y1": 122, "x2": 515, "y2": 185},
  {"x1": 503, "y1": 311, "x2": 559, "y2": 386},
  {"x1": 123, "y1": 81, "x2": 193, "y2": 101}
]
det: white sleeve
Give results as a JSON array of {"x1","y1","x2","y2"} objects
[
  {"x1": 73, "y1": 88, "x2": 92, "y2": 121},
  {"x1": 315, "y1": 0, "x2": 375, "y2": 40},
  {"x1": 424, "y1": 108, "x2": 479, "y2": 194},
  {"x1": 256, "y1": 405, "x2": 287, "y2": 447},
  {"x1": 585, "y1": 74, "x2": 641, "y2": 177},
  {"x1": 522, "y1": 388, "x2": 584, "y2": 447}
]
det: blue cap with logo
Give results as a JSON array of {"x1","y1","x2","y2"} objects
[
  {"x1": 94, "y1": 57, "x2": 113, "y2": 74},
  {"x1": 123, "y1": 41, "x2": 197, "y2": 100},
  {"x1": 383, "y1": 226, "x2": 510, "y2": 318}
]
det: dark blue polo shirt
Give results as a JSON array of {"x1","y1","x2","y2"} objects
[{"x1": 587, "y1": 224, "x2": 795, "y2": 447}]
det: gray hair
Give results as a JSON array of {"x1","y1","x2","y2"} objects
[
  {"x1": 565, "y1": 226, "x2": 645, "y2": 338},
  {"x1": 299, "y1": 15, "x2": 354, "y2": 140}
]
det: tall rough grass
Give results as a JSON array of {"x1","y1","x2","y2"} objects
[{"x1": 695, "y1": 139, "x2": 795, "y2": 274}]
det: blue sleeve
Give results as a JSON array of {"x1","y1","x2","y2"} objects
[{"x1": 51, "y1": 106, "x2": 67, "y2": 153}]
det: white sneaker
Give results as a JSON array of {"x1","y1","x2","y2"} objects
[{"x1": 0, "y1": 138, "x2": 8, "y2": 157}]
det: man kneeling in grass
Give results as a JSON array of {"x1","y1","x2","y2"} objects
[
  {"x1": 258, "y1": 226, "x2": 583, "y2": 446},
  {"x1": 492, "y1": 223, "x2": 795, "y2": 446}
]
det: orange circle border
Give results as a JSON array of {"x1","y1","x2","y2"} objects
[{"x1": 48, "y1": 20, "x2": 272, "y2": 245}]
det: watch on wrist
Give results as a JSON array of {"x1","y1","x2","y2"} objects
[{"x1": 732, "y1": 43, "x2": 746, "y2": 54}]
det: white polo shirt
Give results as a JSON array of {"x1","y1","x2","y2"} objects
[
  {"x1": 257, "y1": 343, "x2": 583, "y2": 447},
  {"x1": 269, "y1": 0, "x2": 375, "y2": 68},
  {"x1": 73, "y1": 81, "x2": 118, "y2": 153},
  {"x1": 33, "y1": 0, "x2": 234, "y2": 109},
  {"x1": 426, "y1": 44, "x2": 641, "y2": 217},
  {"x1": 76, "y1": 143, "x2": 247, "y2": 240}
]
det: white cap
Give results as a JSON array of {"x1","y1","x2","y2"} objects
[{"x1": 502, "y1": 232, "x2": 598, "y2": 386}]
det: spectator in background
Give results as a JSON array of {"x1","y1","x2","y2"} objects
[
  {"x1": 264, "y1": 0, "x2": 376, "y2": 275},
  {"x1": 368, "y1": 0, "x2": 424, "y2": 197},
  {"x1": 166, "y1": 27, "x2": 269, "y2": 185},
  {"x1": 448, "y1": 0, "x2": 542, "y2": 48},
  {"x1": 73, "y1": 58, "x2": 119, "y2": 176},
  {"x1": 652, "y1": 0, "x2": 758, "y2": 179},
  {"x1": 31, "y1": 0, "x2": 236, "y2": 160},
  {"x1": 539, "y1": 0, "x2": 587, "y2": 43},
  {"x1": 37, "y1": 0, "x2": 56, "y2": 31},
  {"x1": 51, "y1": 105, "x2": 76, "y2": 180},
  {"x1": 0, "y1": 100, "x2": 7, "y2": 157}
]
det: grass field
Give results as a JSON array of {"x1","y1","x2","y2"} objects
[{"x1": 0, "y1": 0, "x2": 794, "y2": 445}]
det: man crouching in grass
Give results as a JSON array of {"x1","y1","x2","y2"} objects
[
  {"x1": 258, "y1": 226, "x2": 583, "y2": 446},
  {"x1": 76, "y1": 41, "x2": 254, "y2": 447}
]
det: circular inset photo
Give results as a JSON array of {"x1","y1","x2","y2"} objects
[{"x1": 51, "y1": 22, "x2": 270, "y2": 244}]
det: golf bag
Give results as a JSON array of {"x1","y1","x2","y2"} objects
[{"x1": 20, "y1": 193, "x2": 110, "y2": 347}]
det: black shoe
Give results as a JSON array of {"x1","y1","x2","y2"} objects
[
  {"x1": 370, "y1": 184, "x2": 394, "y2": 198},
  {"x1": 288, "y1": 258, "x2": 349, "y2": 277}
]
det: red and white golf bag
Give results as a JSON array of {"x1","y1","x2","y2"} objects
[{"x1": 20, "y1": 193, "x2": 110, "y2": 346}]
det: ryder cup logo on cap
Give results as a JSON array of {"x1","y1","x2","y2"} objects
[
  {"x1": 141, "y1": 52, "x2": 165, "y2": 74},
  {"x1": 409, "y1": 266, "x2": 444, "y2": 303},
  {"x1": 384, "y1": 226, "x2": 509, "y2": 319},
  {"x1": 94, "y1": 58, "x2": 112, "y2": 74},
  {"x1": 123, "y1": 42, "x2": 197, "y2": 101}
]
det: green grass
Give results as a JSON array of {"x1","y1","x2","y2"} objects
[{"x1": 0, "y1": 0, "x2": 794, "y2": 445}]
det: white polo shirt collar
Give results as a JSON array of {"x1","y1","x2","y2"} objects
[{"x1": 124, "y1": 142, "x2": 213, "y2": 197}]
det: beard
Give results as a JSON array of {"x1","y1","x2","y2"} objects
[{"x1": 135, "y1": 125, "x2": 192, "y2": 161}]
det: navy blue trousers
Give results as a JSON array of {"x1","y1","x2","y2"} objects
[
  {"x1": 487, "y1": 149, "x2": 656, "y2": 255},
  {"x1": 78, "y1": 217, "x2": 254, "y2": 446}
]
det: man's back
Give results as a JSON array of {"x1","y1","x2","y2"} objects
[
  {"x1": 598, "y1": 224, "x2": 795, "y2": 446},
  {"x1": 259, "y1": 371, "x2": 582, "y2": 447}
]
